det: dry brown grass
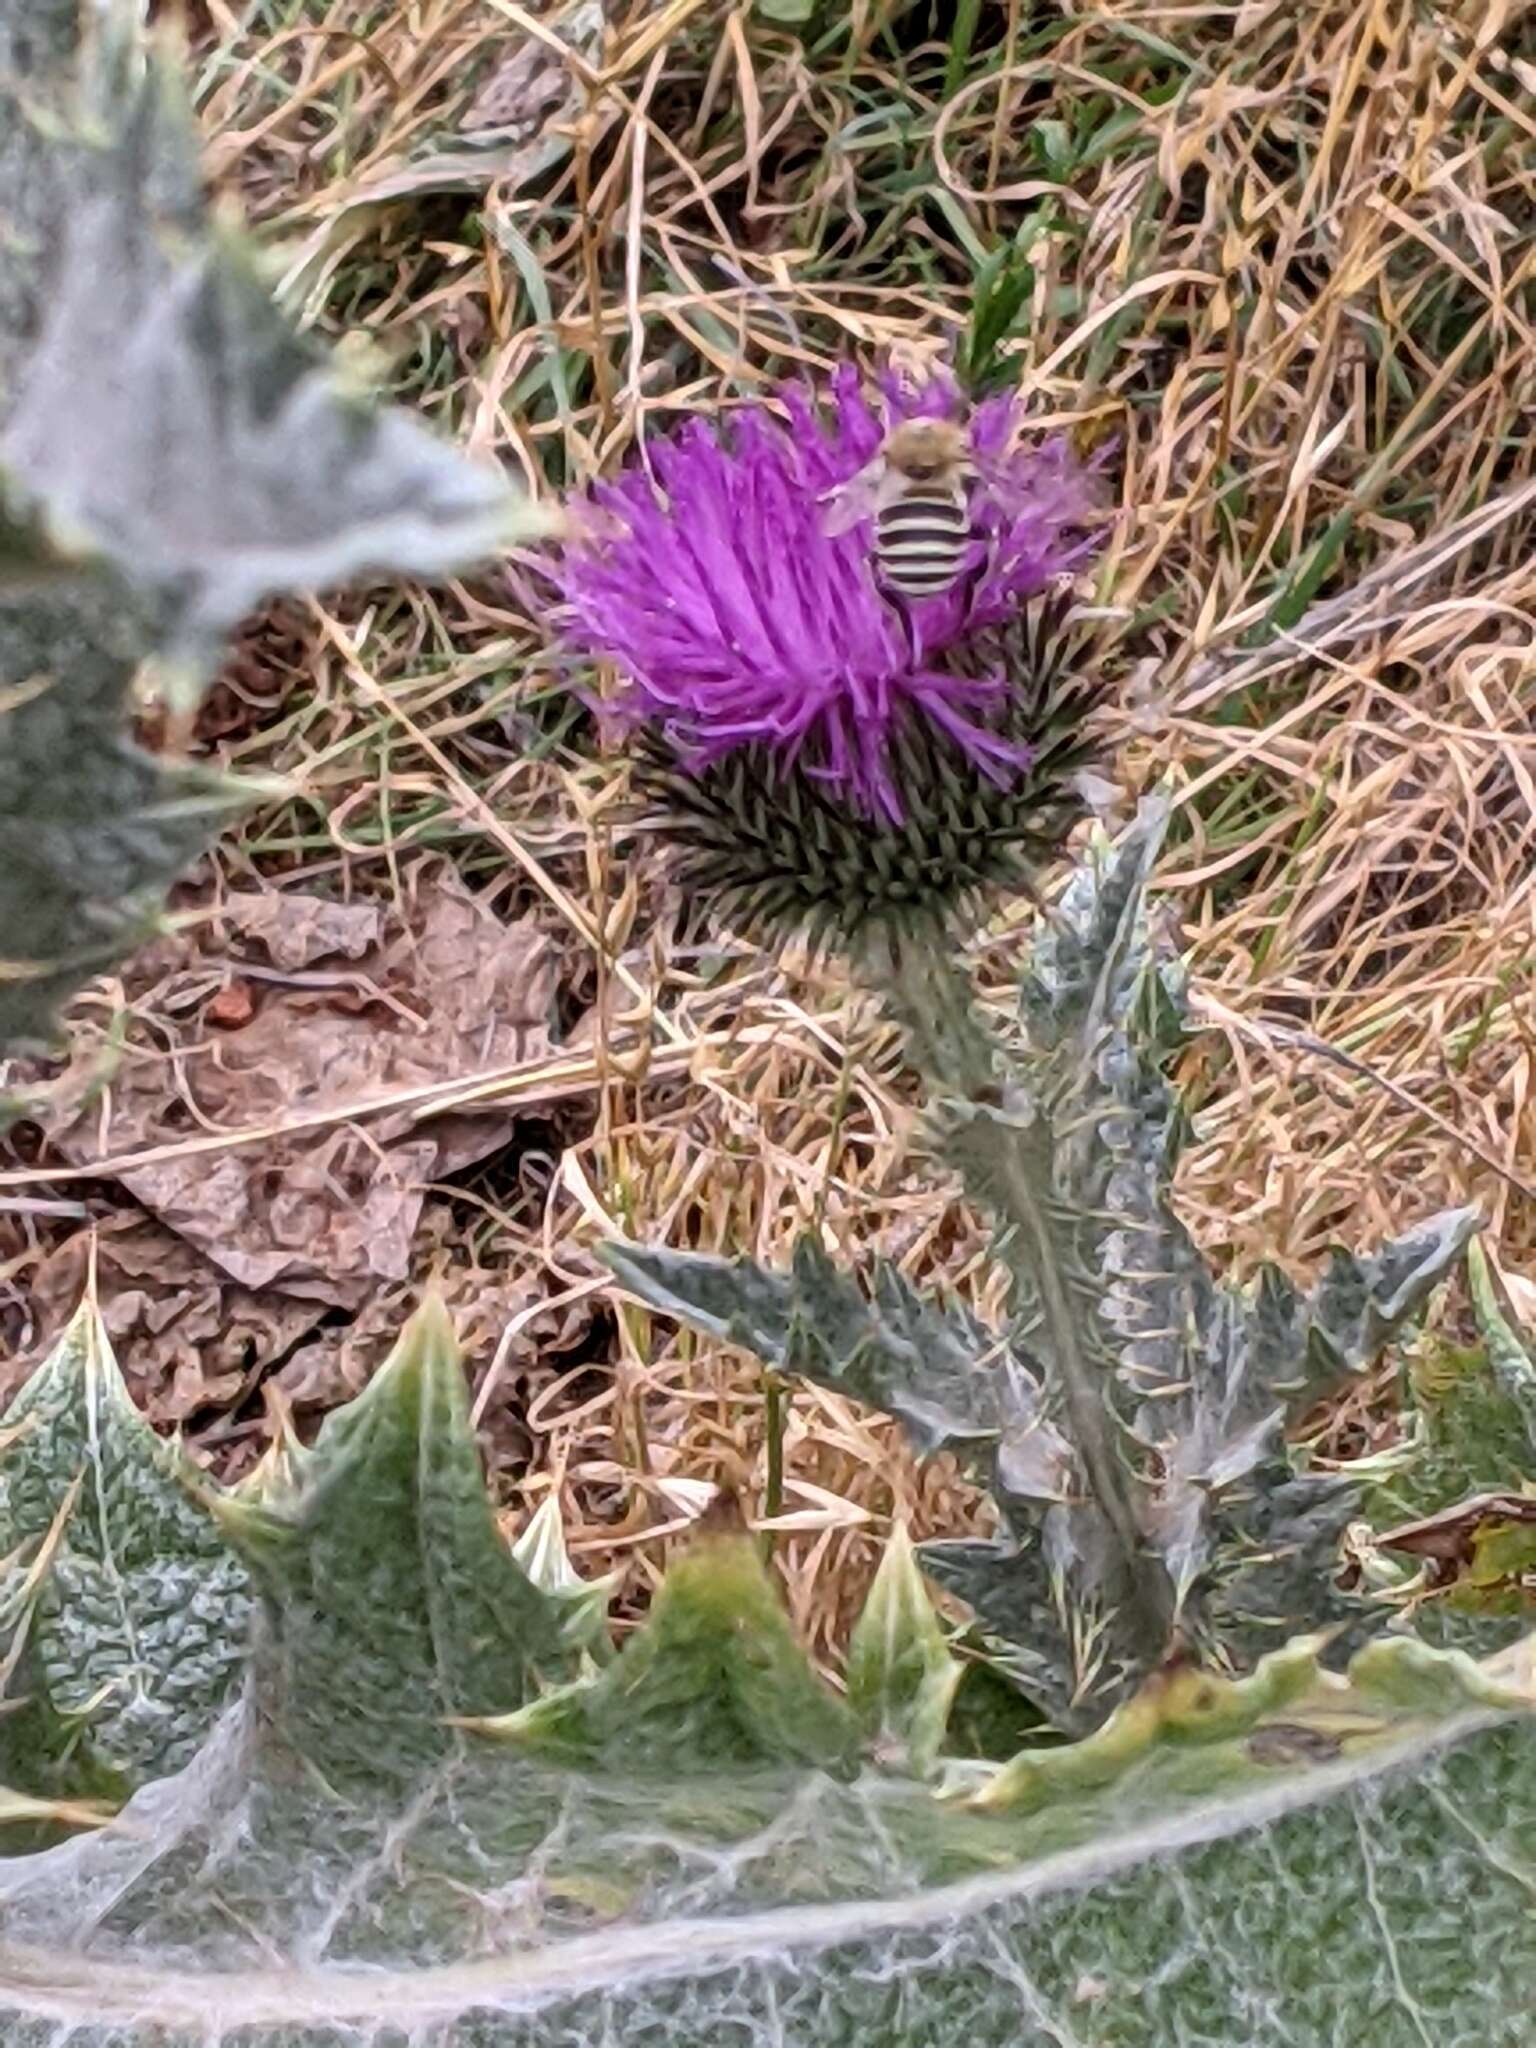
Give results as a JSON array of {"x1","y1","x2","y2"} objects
[{"x1": 6, "y1": 0, "x2": 1536, "y2": 1661}]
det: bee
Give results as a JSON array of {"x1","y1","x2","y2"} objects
[{"x1": 821, "y1": 416, "x2": 978, "y2": 603}]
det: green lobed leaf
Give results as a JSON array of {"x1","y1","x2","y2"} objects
[
  {"x1": 215, "y1": 1298, "x2": 568, "y2": 1795},
  {"x1": 474, "y1": 1518, "x2": 862, "y2": 1776},
  {"x1": 0, "y1": 1297, "x2": 250, "y2": 1793},
  {"x1": 0, "y1": 1294, "x2": 1532, "y2": 2042},
  {"x1": 602, "y1": 1231, "x2": 1030, "y2": 1462},
  {"x1": 1284, "y1": 1213, "x2": 1489, "y2": 1410},
  {"x1": 0, "y1": 1623, "x2": 1531, "y2": 2043}
]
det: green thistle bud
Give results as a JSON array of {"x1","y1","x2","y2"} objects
[{"x1": 632, "y1": 599, "x2": 1107, "y2": 950}]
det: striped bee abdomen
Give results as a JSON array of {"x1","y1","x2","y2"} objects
[{"x1": 873, "y1": 489, "x2": 973, "y2": 599}]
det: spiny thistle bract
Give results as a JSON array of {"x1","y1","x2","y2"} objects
[
  {"x1": 1, "y1": 1292, "x2": 1535, "y2": 2047},
  {"x1": 536, "y1": 364, "x2": 1105, "y2": 942},
  {"x1": 603, "y1": 807, "x2": 1484, "y2": 1733},
  {"x1": 634, "y1": 599, "x2": 1105, "y2": 946}
]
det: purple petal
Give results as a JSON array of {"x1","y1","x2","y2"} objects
[{"x1": 533, "y1": 366, "x2": 1102, "y2": 818}]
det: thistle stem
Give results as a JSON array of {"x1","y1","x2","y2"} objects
[
  {"x1": 762, "y1": 1370, "x2": 788, "y2": 1545},
  {"x1": 868, "y1": 927, "x2": 1174, "y2": 1658}
]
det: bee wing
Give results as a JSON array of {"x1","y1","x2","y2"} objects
[{"x1": 819, "y1": 462, "x2": 888, "y2": 537}]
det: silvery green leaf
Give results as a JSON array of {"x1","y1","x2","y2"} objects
[
  {"x1": 602, "y1": 1233, "x2": 1017, "y2": 1462},
  {"x1": 0, "y1": 1611, "x2": 1532, "y2": 2044},
  {"x1": 0, "y1": 0, "x2": 90, "y2": 406},
  {"x1": 0, "y1": 1296, "x2": 250, "y2": 1789},
  {"x1": 609, "y1": 816, "x2": 1480, "y2": 1730},
  {"x1": 1282, "y1": 1210, "x2": 1486, "y2": 1408},
  {"x1": 3, "y1": 51, "x2": 553, "y2": 681},
  {"x1": 0, "y1": 18, "x2": 551, "y2": 1049},
  {"x1": 910, "y1": 806, "x2": 1479, "y2": 1714},
  {"x1": 0, "y1": 1292, "x2": 1534, "y2": 2045},
  {"x1": 921, "y1": 1500, "x2": 1136, "y2": 1733}
]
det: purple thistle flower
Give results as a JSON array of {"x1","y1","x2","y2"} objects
[{"x1": 540, "y1": 366, "x2": 1101, "y2": 821}]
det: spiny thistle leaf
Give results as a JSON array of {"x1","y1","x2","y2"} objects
[
  {"x1": 922, "y1": 805, "x2": 1475, "y2": 1720},
  {"x1": 602, "y1": 1231, "x2": 1028, "y2": 1462},
  {"x1": 0, "y1": 1295, "x2": 1534, "y2": 2041},
  {"x1": 1371, "y1": 1244, "x2": 1536, "y2": 1540},
  {"x1": 974, "y1": 1631, "x2": 1520, "y2": 1812},
  {"x1": 0, "y1": 567, "x2": 255, "y2": 1046},
  {"x1": 0, "y1": 1531, "x2": 126, "y2": 1847},
  {"x1": 214, "y1": 1297, "x2": 567, "y2": 1793},
  {"x1": 1366, "y1": 1250, "x2": 1536, "y2": 1654},
  {"x1": 0, "y1": 0, "x2": 90, "y2": 405},
  {"x1": 0, "y1": 1296, "x2": 250, "y2": 1792},
  {"x1": 0, "y1": 12, "x2": 553, "y2": 1049},
  {"x1": 1279, "y1": 1218, "x2": 1494, "y2": 1411},
  {"x1": 2, "y1": 42, "x2": 546, "y2": 676},
  {"x1": 0, "y1": 1618, "x2": 1533, "y2": 2041},
  {"x1": 846, "y1": 1524, "x2": 962, "y2": 1776},
  {"x1": 634, "y1": 602, "x2": 1104, "y2": 947},
  {"x1": 472, "y1": 1519, "x2": 861, "y2": 1775}
]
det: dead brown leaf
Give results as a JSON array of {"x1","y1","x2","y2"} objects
[
  {"x1": 217, "y1": 891, "x2": 383, "y2": 972},
  {"x1": 461, "y1": 1, "x2": 606, "y2": 144},
  {"x1": 46, "y1": 862, "x2": 560, "y2": 1309},
  {"x1": 3, "y1": 1212, "x2": 322, "y2": 1425},
  {"x1": 1378, "y1": 1492, "x2": 1536, "y2": 1581}
]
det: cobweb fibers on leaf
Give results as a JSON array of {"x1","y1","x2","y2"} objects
[
  {"x1": 2, "y1": 1295, "x2": 1536, "y2": 2047},
  {"x1": 533, "y1": 367, "x2": 1106, "y2": 943}
]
